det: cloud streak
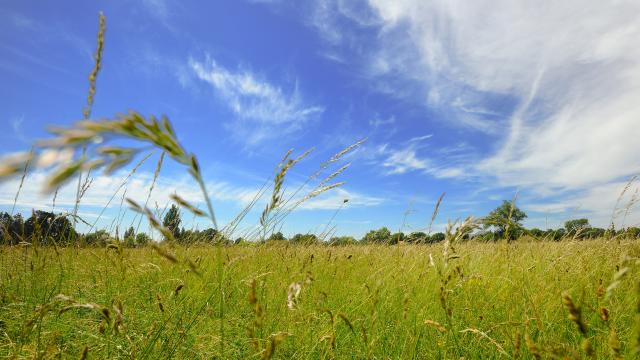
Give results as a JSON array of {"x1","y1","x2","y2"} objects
[
  {"x1": 189, "y1": 56, "x2": 324, "y2": 145},
  {"x1": 298, "y1": 0, "x2": 640, "y2": 225}
]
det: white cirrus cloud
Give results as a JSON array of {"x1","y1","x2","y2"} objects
[
  {"x1": 300, "y1": 188, "x2": 384, "y2": 210},
  {"x1": 189, "y1": 56, "x2": 324, "y2": 146},
  {"x1": 375, "y1": 139, "x2": 468, "y2": 179},
  {"x1": 295, "y1": 0, "x2": 640, "y2": 225},
  {"x1": 367, "y1": 0, "x2": 640, "y2": 187}
]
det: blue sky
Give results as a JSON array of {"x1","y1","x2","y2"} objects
[{"x1": 1, "y1": 0, "x2": 640, "y2": 238}]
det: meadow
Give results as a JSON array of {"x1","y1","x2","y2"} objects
[{"x1": 1, "y1": 238, "x2": 639, "y2": 359}]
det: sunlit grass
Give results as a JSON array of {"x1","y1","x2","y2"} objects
[{"x1": 1, "y1": 240, "x2": 638, "y2": 358}]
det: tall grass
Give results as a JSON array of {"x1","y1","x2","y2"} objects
[{"x1": 1, "y1": 241, "x2": 639, "y2": 358}]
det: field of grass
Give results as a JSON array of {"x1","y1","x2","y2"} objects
[{"x1": 1, "y1": 239, "x2": 638, "y2": 359}]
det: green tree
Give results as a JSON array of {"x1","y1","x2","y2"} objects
[
  {"x1": 201, "y1": 228, "x2": 219, "y2": 243},
  {"x1": 624, "y1": 227, "x2": 640, "y2": 239},
  {"x1": 135, "y1": 232, "x2": 151, "y2": 246},
  {"x1": 267, "y1": 231, "x2": 286, "y2": 242},
  {"x1": 390, "y1": 232, "x2": 405, "y2": 245},
  {"x1": 528, "y1": 228, "x2": 545, "y2": 238},
  {"x1": 83, "y1": 230, "x2": 110, "y2": 247},
  {"x1": 362, "y1": 227, "x2": 392, "y2": 244},
  {"x1": 564, "y1": 219, "x2": 590, "y2": 237},
  {"x1": 429, "y1": 232, "x2": 445, "y2": 243},
  {"x1": 24, "y1": 211, "x2": 77, "y2": 245},
  {"x1": 162, "y1": 204, "x2": 182, "y2": 242},
  {"x1": 406, "y1": 231, "x2": 428, "y2": 244},
  {"x1": 481, "y1": 200, "x2": 527, "y2": 240},
  {"x1": 328, "y1": 236, "x2": 356, "y2": 246},
  {"x1": 123, "y1": 226, "x2": 135, "y2": 247},
  {"x1": 0, "y1": 212, "x2": 22, "y2": 245},
  {"x1": 290, "y1": 233, "x2": 318, "y2": 245}
]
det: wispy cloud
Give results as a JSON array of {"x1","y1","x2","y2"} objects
[
  {"x1": 189, "y1": 56, "x2": 324, "y2": 145},
  {"x1": 296, "y1": 0, "x2": 640, "y2": 223},
  {"x1": 368, "y1": 0, "x2": 640, "y2": 186},
  {"x1": 10, "y1": 116, "x2": 28, "y2": 143},
  {"x1": 523, "y1": 178, "x2": 640, "y2": 228},
  {"x1": 371, "y1": 137, "x2": 468, "y2": 179},
  {"x1": 368, "y1": 115, "x2": 395, "y2": 128},
  {"x1": 300, "y1": 188, "x2": 384, "y2": 210}
]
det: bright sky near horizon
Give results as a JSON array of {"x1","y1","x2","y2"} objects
[{"x1": 1, "y1": 0, "x2": 640, "y2": 237}]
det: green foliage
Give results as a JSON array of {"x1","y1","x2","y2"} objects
[
  {"x1": 0, "y1": 212, "x2": 24, "y2": 245},
  {"x1": 565, "y1": 218, "x2": 591, "y2": 238},
  {"x1": 290, "y1": 233, "x2": 318, "y2": 245},
  {"x1": 328, "y1": 236, "x2": 356, "y2": 246},
  {"x1": 481, "y1": 200, "x2": 527, "y2": 240},
  {"x1": 22, "y1": 211, "x2": 78, "y2": 246},
  {"x1": 267, "y1": 231, "x2": 286, "y2": 242},
  {"x1": 406, "y1": 231, "x2": 427, "y2": 243},
  {"x1": 135, "y1": 232, "x2": 151, "y2": 246},
  {"x1": 123, "y1": 226, "x2": 135, "y2": 247},
  {"x1": 429, "y1": 232, "x2": 445, "y2": 243},
  {"x1": 623, "y1": 227, "x2": 640, "y2": 239},
  {"x1": 390, "y1": 232, "x2": 404, "y2": 244},
  {"x1": 162, "y1": 204, "x2": 182, "y2": 242},
  {"x1": 362, "y1": 227, "x2": 391, "y2": 244},
  {"x1": 83, "y1": 230, "x2": 110, "y2": 246}
]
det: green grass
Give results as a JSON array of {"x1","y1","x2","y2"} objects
[{"x1": 1, "y1": 240, "x2": 638, "y2": 359}]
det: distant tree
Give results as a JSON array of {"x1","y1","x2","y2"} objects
[
  {"x1": 328, "y1": 236, "x2": 356, "y2": 246},
  {"x1": 24, "y1": 211, "x2": 77, "y2": 245},
  {"x1": 624, "y1": 227, "x2": 640, "y2": 239},
  {"x1": 123, "y1": 226, "x2": 134, "y2": 239},
  {"x1": 583, "y1": 227, "x2": 605, "y2": 239},
  {"x1": 406, "y1": 232, "x2": 428, "y2": 244},
  {"x1": 475, "y1": 231, "x2": 498, "y2": 242},
  {"x1": 481, "y1": 200, "x2": 527, "y2": 240},
  {"x1": 180, "y1": 229, "x2": 196, "y2": 243},
  {"x1": 290, "y1": 233, "x2": 319, "y2": 245},
  {"x1": 162, "y1": 204, "x2": 182, "y2": 241},
  {"x1": 564, "y1": 219, "x2": 590, "y2": 238},
  {"x1": 362, "y1": 227, "x2": 392, "y2": 244},
  {"x1": 545, "y1": 228, "x2": 566, "y2": 241},
  {"x1": 0, "y1": 212, "x2": 20, "y2": 245},
  {"x1": 123, "y1": 226, "x2": 135, "y2": 245},
  {"x1": 201, "y1": 228, "x2": 218, "y2": 243},
  {"x1": 528, "y1": 228, "x2": 545, "y2": 239},
  {"x1": 390, "y1": 232, "x2": 405, "y2": 245},
  {"x1": 84, "y1": 230, "x2": 110, "y2": 247},
  {"x1": 135, "y1": 232, "x2": 151, "y2": 247},
  {"x1": 267, "y1": 232, "x2": 286, "y2": 242},
  {"x1": 429, "y1": 232, "x2": 445, "y2": 243}
]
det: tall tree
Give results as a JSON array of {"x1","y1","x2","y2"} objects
[
  {"x1": 24, "y1": 211, "x2": 77, "y2": 245},
  {"x1": 564, "y1": 219, "x2": 590, "y2": 234},
  {"x1": 162, "y1": 204, "x2": 182, "y2": 241},
  {"x1": 362, "y1": 227, "x2": 392, "y2": 244},
  {"x1": 123, "y1": 226, "x2": 135, "y2": 247},
  {"x1": 481, "y1": 200, "x2": 527, "y2": 240},
  {"x1": 290, "y1": 233, "x2": 318, "y2": 245}
]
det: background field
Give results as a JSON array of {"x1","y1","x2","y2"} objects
[{"x1": 1, "y1": 240, "x2": 639, "y2": 359}]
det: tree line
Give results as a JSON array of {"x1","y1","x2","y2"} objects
[{"x1": 2, "y1": 201, "x2": 639, "y2": 246}]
